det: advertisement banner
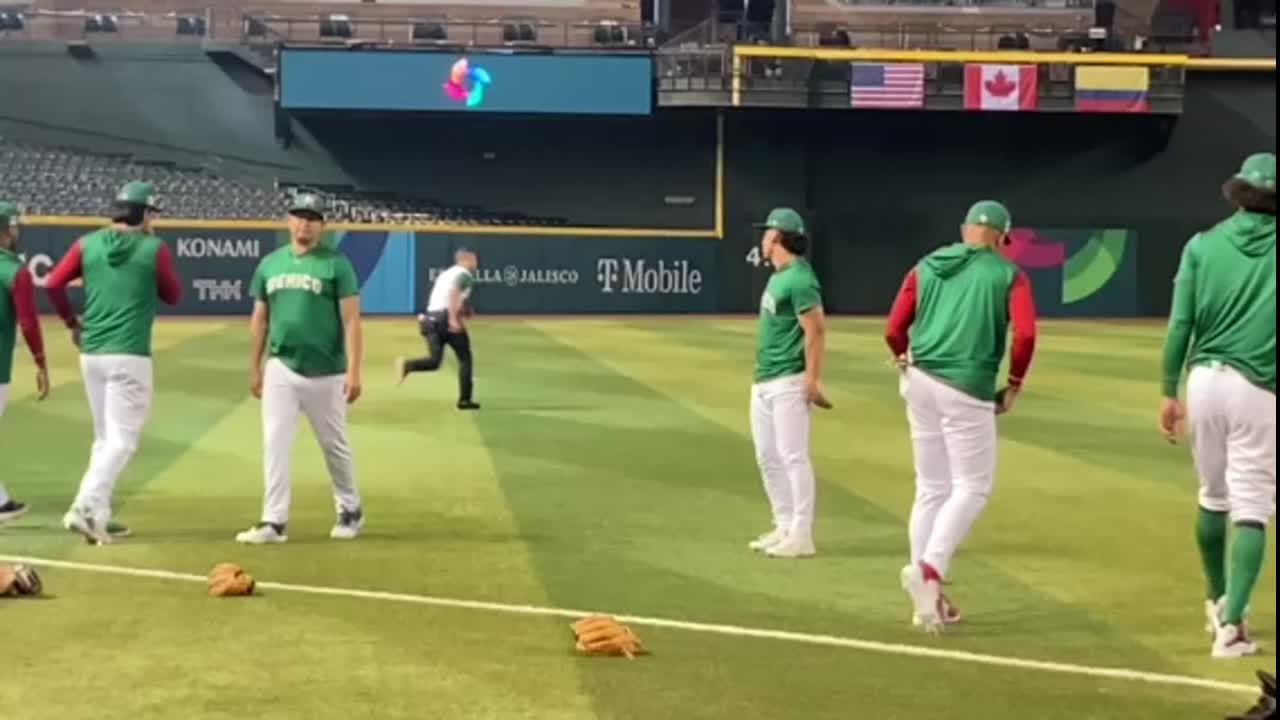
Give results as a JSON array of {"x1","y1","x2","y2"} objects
[
  {"x1": 17, "y1": 225, "x2": 416, "y2": 316},
  {"x1": 416, "y1": 234, "x2": 718, "y2": 313},
  {"x1": 18, "y1": 224, "x2": 715, "y2": 316},
  {"x1": 280, "y1": 49, "x2": 653, "y2": 115},
  {"x1": 1001, "y1": 228, "x2": 1139, "y2": 317}
]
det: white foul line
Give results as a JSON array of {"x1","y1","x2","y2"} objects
[{"x1": 1, "y1": 554, "x2": 1257, "y2": 696}]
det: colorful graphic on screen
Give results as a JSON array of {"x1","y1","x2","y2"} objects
[
  {"x1": 1003, "y1": 227, "x2": 1129, "y2": 303},
  {"x1": 442, "y1": 58, "x2": 492, "y2": 108}
]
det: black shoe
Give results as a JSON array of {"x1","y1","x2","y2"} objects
[
  {"x1": 0, "y1": 500, "x2": 28, "y2": 522},
  {"x1": 457, "y1": 401, "x2": 481, "y2": 411},
  {"x1": 1229, "y1": 671, "x2": 1278, "y2": 720}
]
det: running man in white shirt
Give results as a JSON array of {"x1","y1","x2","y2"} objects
[{"x1": 395, "y1": 248, "x2": 480, "y2": 410}]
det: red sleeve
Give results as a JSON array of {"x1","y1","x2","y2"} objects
[
  {"x1": 884, "y1": 268, "x2": 917, "y2": 356},
  {"x1": 1007, "y1": 270, "x2": 1038, "y2": 387},
  {"x1": 155, "y1": 243, "x2": 182, "y2": 305},
  {"x1": 11, "y1": 268, "x2": 47, "y2": 370},
  {"x1": 43, "y1": 239, "x2": 82, "y2": 326}
]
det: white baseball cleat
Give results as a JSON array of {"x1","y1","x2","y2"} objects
[
  {"x1": 765, "y1": 535, "x2": 815, "y2": 558},
  {"x1": 62, "y1": 508, "x2": 111, "y2": 545},
  {"x1": 329, "y1": 508, "x2": 364, "y2": 540},
  {"x1": 901, "y1": 564, "x2": 943, "y2": 634},
  {"x1": 1213, "y1": 623, "x2": 1261, "y2": 659},
  {"x1": 913, "y1": 593, "x2": 963, "y2": 628},
  {"x1": 235, "y1": 523, "x2": 288, "y2": 544},
  {"x1": 748, "y1": 528, "x2": 787, "y2": 552}
]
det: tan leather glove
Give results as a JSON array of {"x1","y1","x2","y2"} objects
[
  {"x1": 207, "y1": 563, "x2": 256, "y2": 597},
  {"x1": 571, "y1": 615, "x2": 646, "y2": 659}
]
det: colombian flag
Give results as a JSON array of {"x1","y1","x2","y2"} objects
[{"x1": 1074, "y1": 66, "x2": 1150, "y2": 113}]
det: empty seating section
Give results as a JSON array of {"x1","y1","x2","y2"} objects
[
  {"x1": 0, "y1": 140, "x2": 282, "y2": 218},
  {"x1": 790, "y1": 0, "x2": 1100, "y2": 51},
  {"x1": 3, "y1": 0, "x2": 644, "y2": 47},
  {"x1": 0, "y1": 140, "x2": 565, "y2": 225}
]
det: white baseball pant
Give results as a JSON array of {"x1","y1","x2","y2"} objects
[
  {"x1": 0, "y1": 383, "x2": 9, "y2": 506},
  {"x1": 902, "y1": 367, "x2": 996, "y2": 579},
  {"x1": 260, "y1": 358, "x2": 360, "y2": 525},
  {"x1": 750, "y1": 373, "x2": 816, "y2": 539},
  {"x1": 71, "y1": 354, "x2": 153, "y2": 528},
  {"x1": 1187, "y1": 363, "x2": 1276, "y2": 525}
]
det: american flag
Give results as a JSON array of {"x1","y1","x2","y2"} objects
[{"x1": 849, "y1": 63, "x2": 926, "y2": 109}]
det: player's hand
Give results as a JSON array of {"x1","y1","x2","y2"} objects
[
  {"x1": 995, "y1": 386, "x2": 1019, "y2": 415},
  {"x1": 806, "y1": 379, "x2": 833, "y2": 410},
  {"x1": 1159, "y1": 397, "x2": 1186, "y2": 444},
  {"x1": 69, "y1": 320, "x2": 82, "y2": 349},
  {"x1": 249, "y1": 367, "x2": 264, "y2": 399},
  {"x1": 344, "y1": 373, "x2": 362, "y2": 404},
  {"x1": 891, "y1": 354, "x2": 909, "y2": 371},
  {"x1": 35, "y1": 367, "x2": 50, "y2": 401},
  {"x1": 448, "y1": 318, "x2": 463, "y2": 334}
]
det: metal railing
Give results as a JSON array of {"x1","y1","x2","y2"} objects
[
  {"x1": 657, "y1": 47, "x2": 1187, "y2": 113},
  {"x1": 241, "y1": 14, "x2": 652, "y2": 50}
]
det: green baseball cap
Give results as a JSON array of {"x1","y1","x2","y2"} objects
[
  {"x1": 753, "y1": 207, "x2": 806, "y2": 235},
  {"x1": 115, "y1": 180, "x2": 162, "y2": 210},
  {"x1": 0, "y1": 200, "x2": 19, "y2": 231},
  {"x1": 964, "y1": 200, "x2": 1012, "y2": 233},
  {"x1": 1235, "y1": 152, "x2": 1276, "y2": 191},
  {"x1": 288, "y1": 192, "x2": 328, "y2": 219}
]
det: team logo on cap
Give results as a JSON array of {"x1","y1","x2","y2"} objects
[{"x1": 443, "y1": 58, "x2": 492, "y2": 108}]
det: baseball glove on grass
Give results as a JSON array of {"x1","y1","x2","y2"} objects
[
  {"x1": 207, "y1": 563, "x2": 256, "y2": 597},
  {"x1": 571, "y1": 615, "x2": 646, "y2": 659},
  {"x1": 0, "y1": 563, "x2": 43, "y2": 598}
]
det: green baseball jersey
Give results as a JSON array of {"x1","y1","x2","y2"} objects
[
  {"x1": 909, "y1": 244, "x2": 1020, "y2": 402},
  {"x1": 79, "y1": 227, "x2": 165, "y2": 356},
  {"x1": 0, "y1": 248, "x2": 21, "y2": 384},
  {"x1": 1162, "y1": 210, "x2": 1276, "y2": 396},
  {"x1": 252, "y1": 244, "x2": 359, "y2": 377},
  {"x1": 755, "y1": 258, "x2": 822, "y2": 382}
]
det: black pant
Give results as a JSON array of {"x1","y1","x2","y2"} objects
[{"x1": 406, "y1": 312, "x2": 473, "y2": 402}]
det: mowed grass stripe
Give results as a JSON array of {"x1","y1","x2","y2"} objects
[
  {"x1": 6, "y1": 320, "x2": 595, "y2": 716},
  {"x1": 511, "y1": 320, "x2": 1174, "y2": 673},
  {"x1": 530, "y1": 318, "x2": 1273, "y2": 683}
]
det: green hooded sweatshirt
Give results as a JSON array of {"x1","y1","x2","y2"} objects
[
  {"x1": 910, "y1": 243, "x2": 1020, "y2": 402},
  {"x1": 1163, "y1": 211, "x2": 1277, "y2": 396},
  {"x1": 80, "y1": 226, "x2": 164, "y2": 356},
  {"x1": 0, "y1": 247, "x2": 22, "y2": 384}
]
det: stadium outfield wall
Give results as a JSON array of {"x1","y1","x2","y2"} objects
[{"x1": 21, "y1": 219, "x2": 1141, "y2": 318}]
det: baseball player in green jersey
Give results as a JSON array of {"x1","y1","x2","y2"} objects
[
  {"x1": 45, "y1": 181, "x2": 183, "y2": 545},
  {"x1": 0, "y1": 201, "x2": 51, "y2": 523},
  {"x1": 1161, "y1": 153, "x2": 1275, "y2": 659},
  {"x1": 885, "y1": 200, "x2": 1038, "y2": 633},
  {"x1": 747, "y1": 208, "x2": 829, "y2": 559},
  {"x1": 238, "y1": 193, "x2": 364, "y2": 544}
]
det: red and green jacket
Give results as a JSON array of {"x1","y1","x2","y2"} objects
[
  {"x1": 45, "y1": 227, "x2": 182, "y2": 356},
  {"x1": 0, "y1": 247, "x2": 48, "y2": 384},
  {"x1": 885, "y1": 243, "x2": 1038, "y2": 402},
  {"x1": 1162, "y1": 211, "x2": 1276, "y2": 396}
]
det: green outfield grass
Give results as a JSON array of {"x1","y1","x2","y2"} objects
[{"x1": 0, "y1": 317, "x2": 1274, "y2": 720}]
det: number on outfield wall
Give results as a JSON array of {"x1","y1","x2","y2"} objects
[{"x1": 745, "y1": 246, "x2": 770, "y2": 268}]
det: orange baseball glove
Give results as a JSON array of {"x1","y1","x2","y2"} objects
[
  {"x1": 207, "y1": 563, "x2": 256, "y2": 597},
  {"x1": 571, "y1": 615, "x2": 646, "y2": 659}
]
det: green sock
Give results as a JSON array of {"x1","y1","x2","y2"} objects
[
  {"x1": 1224, "y1": 523, "x2": 1267, "y2": 625},
  {"x1": 1196, "y1": 507, "x2": 1228, "y2": 601}
]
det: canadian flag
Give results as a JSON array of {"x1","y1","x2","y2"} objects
[{"x1": 964, "y1": 64, "x2": 1037, "y2": 111}]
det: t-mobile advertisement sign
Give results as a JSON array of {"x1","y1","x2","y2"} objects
[{"x1": 417, "y1": 233, "x2": 719, "y2": 313}]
